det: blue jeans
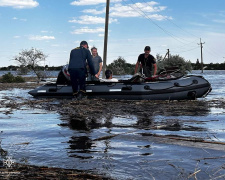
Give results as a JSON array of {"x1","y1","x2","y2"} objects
[{"x1": 68, "y1": 68, "x2": 86, "y2": 93}]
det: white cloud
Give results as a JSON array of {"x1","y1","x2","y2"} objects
[
  {"x1": 69, "y1": 15, "x2": 117, "y2": 24},
  {"x1": 13, "y1": 36, "x2": 20, "y2": 38},
  {"x1": 12, "y1": 17, "x2": 27, "y2": 21},
  {"x1": 41, "y1": 30, "x2": 48, "y2": 33},
  {"x1": 83, "y1": 8, "x2": 105, "y2": 15},
  {"x1": 81, "y1": 2, "x2": 170, "y2": 20},
  {"x1": 207, "y1": 32, "x2": 225, "y2": 38},
  {"x1": 29, "y1": 35, "x2": 55, "y2": 40},
  {"x1": 71, "y1": 27, "x2": 104, "y2": 34},
  {"x1": 148, "y1": 14, "x2": 170, "y2": 21},
  {"x1": 98, "y1": 34, "x2": 104, "y2": 37},
  {"x1": 213, "y1": 19, "x2": 225, "y2": 24},
  {"x1": 0, "y1": 0, "x2": 39, "y2": 9},
  {"x1": 110, "y1": 3, "x2": 169, "y2": 20},
  {"x1": 71, "y1": 0, "x2": 121, "y2": 6}
]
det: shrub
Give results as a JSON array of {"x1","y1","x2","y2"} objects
[
  {"x1": 1, "y1": 73, "x2": 14, "y2": 83},
  {"x1": 1, "y1": 72, "x2": 25, "y2": 83},
  {"x1": 107, "y1": 57, "x2": 135, "y2": 75},
  {"x1": 14, "y1": 76, "x2": 25, "y2": 83},
  {"x1": 157, "y1": 54, "x2": 192, "y2": 75}
]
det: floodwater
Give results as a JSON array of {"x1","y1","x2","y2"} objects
[{"x1": 0, "y1": 70, "x2": 225, "y2": 179}]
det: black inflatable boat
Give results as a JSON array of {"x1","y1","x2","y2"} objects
[{"x1": 28, "y1": 66, "x2": 211, "y2": 100}]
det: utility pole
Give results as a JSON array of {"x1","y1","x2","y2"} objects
[
  {"x1": 163, "y1": 49, "x2": 170, "y2": 61},
  {"x1": 198, "y1": 38, "x2": 205, "y2": 73},
  {"x1": 102, "y1": 0, "x2": 110, "y2": 78},
  {"x1": 167, "y1": 49, "x2": 170, "y2": 60}
]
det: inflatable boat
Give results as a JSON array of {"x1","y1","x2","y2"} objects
[{"x1": 28, "y1": 65, "x2": 211, "y2": 100}]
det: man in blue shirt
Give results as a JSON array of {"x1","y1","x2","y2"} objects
[{"x1": 68, "y1": 41, "x2": 97, "y2": 99}]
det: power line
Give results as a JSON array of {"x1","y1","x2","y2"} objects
[
  {"x1": 172, "y1": 46, "x2": 199, "y2": 54},
  {"x1": 170, "y1": 39, "x2": 199, "y2": 51},
  {"x1": 122, "y1": 0, "x2": 196, "y2": 45},
  {"x1": 141, "y1": 0, "x2": 200, "y2": 40},
  {"x1": 204, "y1": 44, "x2": 224, "y2": 60},
  {"x1": 203, "y1": 46, "x2": 223, "y2": 61}
]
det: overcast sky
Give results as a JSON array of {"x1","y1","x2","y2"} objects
[{"x1": 0, "y1": 0, "x2": 225, "y2": 67}]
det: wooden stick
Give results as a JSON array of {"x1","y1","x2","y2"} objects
[
  {"x1": 151, "y1": 134, "x2": 225, "y2": 145},
  {"x1": 188, "y1": 169, "x2": 201, "y2": 179}
]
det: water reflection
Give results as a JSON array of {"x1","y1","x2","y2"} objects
[
  {"x1": 58, "y1": 100, "x2": 212, "y2": 169},
  {"x1": 68, "y1": 136, "x2": 93, "y2": 153},
  {"x1": 69, "y1": 117, "x2": 90, "y2": 131},
  {"x1": 58, "y1": 100, "x2": 211, "y2": 133},
  {"x1": 136, "y1": 115, "x2": 153, "y2": 129},
  {"x1": 1, "y1": 90, "x2": 225, "y2": 179}
]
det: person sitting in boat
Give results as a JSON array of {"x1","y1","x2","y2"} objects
[
  {"x1": 87, "y1": 47, "x2": 102, "y2": 81},
  {"x1": 134, "y1": 46, "x2": 157, "y2": 77},
  {"x1": 100, "y1": 69, "x2": 118, "y2": 82}
]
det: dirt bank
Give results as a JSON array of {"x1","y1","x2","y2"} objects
[{"x1": 0, "y1": 164, "x2": 107, "y2": 180}]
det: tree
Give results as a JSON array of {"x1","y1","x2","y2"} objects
[
  {"x1": 156, "y1": 53, "x2": 163, "y2": 61},
  {"x1": 107, "y1": 57, "x2": 135, "y2": 75},
  {"x1": 14, "y1": 48, "x2": 47, "y2": 81},
  {"x1": 195, "y1": 59, "x2": 201, "y2": 70},
  {"x1": 157, "y1": 54, "x2": 192, "y2": 75},
  {"x1": 18, "y1": 65, "x2": 29, "y2": 75}
]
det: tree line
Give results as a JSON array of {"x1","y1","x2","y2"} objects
[
  {"x1": 0, "y1": 65, "x2": 62, "y2": 71},
  {"x1": 192, "y1": 59, "x2": 225, "y2": 70},
  {"x1": 1, "y1": 48, "x2": 225, "y2": 78}
]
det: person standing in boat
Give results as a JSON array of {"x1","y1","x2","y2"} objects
[
  {"x1": 87, "y1": 47, "x2": 102, "y2": 81},
  {"x1": 135, "y1": 46, "x2": 157, "y2": 77},
  {"x1": 68, "y1": 41, "x2": 98, "y2": 99}
]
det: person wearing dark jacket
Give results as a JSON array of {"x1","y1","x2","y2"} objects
[{"x1": 68, "y1": 41, "x2": 97, "y2": 99}]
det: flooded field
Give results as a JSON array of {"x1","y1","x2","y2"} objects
[{"x1": 0, "y1": 70, "x2": 225, "y2": 179}]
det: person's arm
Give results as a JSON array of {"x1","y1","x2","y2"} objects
[
  {"x1": 135, "y1": 54, "x2": 142, "y2": 74},
  {"x1": 135, "y1": 61, "x2": 140, "y2": 74},
  {"x1": 153, "y1": 63, "x2": 157, "y2": 76},
  {"x1": 86, "y1": 50, "x2": 97, "y2": 76},
  {"x1": 97, "y1": 62, "x2": 103, "y2": 77}
]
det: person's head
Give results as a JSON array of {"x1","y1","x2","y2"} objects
[
  {"x1": 144, "y1": 46, "x2": 151, "y2": 55},
  {"x1": 105, "y1": 69, "x2": 113, "y2": 79},
  {"x1": 91, "y1": 47, "x2": 98, "y2": 56},
  {"x1": 80, "y1": 41, "x2": 89, "y2": 49}
]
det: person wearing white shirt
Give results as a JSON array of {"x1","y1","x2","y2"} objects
[{"x1": 100, "y1": 69, "x2": 118, "y2": 82}]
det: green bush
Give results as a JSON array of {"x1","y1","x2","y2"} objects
[
  {"x1": 107, "y1": 57, "x2": 135, "y2": 75},
  {"x1": 14, "y1": 76, "x2": 25, "y2": 83},
  {"x1": 1, "y1": 72, "x2": 25, "y2": 83},
  {"x1": 157, "y1": 54, "x2": 192, "y2": 75},
  {"x1": 1, "y1": 72, "x2": 14, "y2": 83}
]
